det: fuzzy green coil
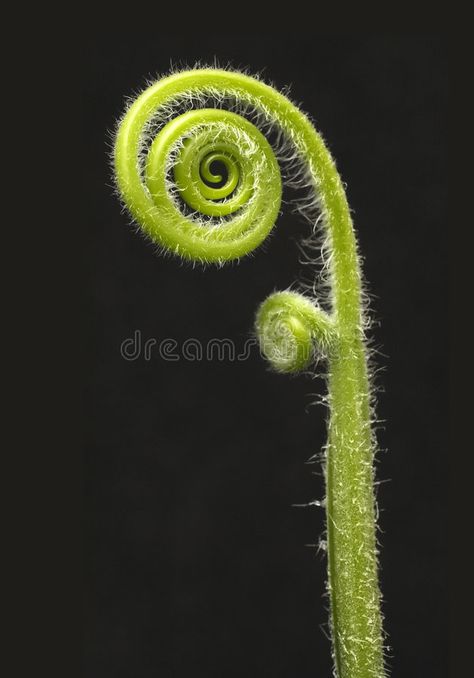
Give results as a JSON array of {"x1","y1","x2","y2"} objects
[
  {"x1": 115, "y1": 100, "x2": 281, "y2": 262},
  {"x1": 114, "y1": 69, "x2": 386, "y2": 678}
]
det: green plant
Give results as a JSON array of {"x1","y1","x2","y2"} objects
[{"x1": 113, "y1": 67, "x2": 386, "y2": 678}]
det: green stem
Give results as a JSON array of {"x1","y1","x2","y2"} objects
[
  {"x1": 327, "y1": 339, "x2": 382, "y2": 677},
  {"x1": 317, "y1": 140, "x2": 384, "y2": 678}
]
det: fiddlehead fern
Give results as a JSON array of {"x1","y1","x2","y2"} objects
[
  {"x1": 113, "y1": 68, "x2": 387, "y2": 678},
  {"x1": 256, "y1": 291, "x2": 336, "y2": 373},
  {"x1": 115, "y1": 93, "x2": 281, "y2": 262}
]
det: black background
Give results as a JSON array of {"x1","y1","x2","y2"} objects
[{"x1": 83, "y1": 35, "x2": 448, "y2": 677}]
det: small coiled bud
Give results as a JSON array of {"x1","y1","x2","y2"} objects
[{"x1": 255, "y1": 291, "x2": 335, "y2": 373}]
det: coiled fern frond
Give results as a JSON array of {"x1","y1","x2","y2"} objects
[{"x1": 113, "y1": 67, "x2": 387, "y2": 678}]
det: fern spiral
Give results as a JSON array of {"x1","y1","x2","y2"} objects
[{"x1": 114, "y1": 68, "x2": 386, "y2": 678}]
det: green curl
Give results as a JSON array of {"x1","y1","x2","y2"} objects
[
  {"x1": 256, "y1": 291, "x2": 335, "y2": 373},
  {"x1": 115, "y1": 105, "x2": 281, "y2": 261}
]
